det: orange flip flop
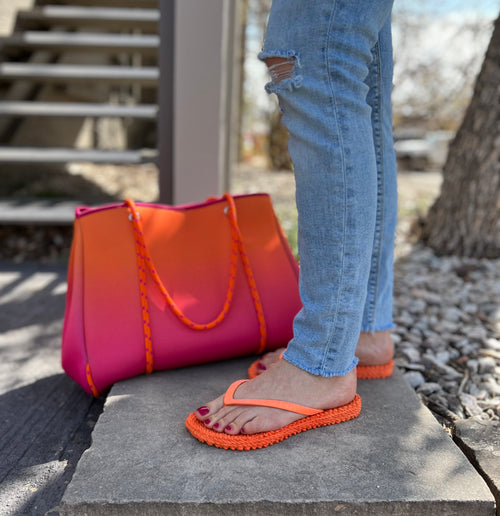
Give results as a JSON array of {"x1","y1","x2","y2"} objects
[
  {"x1": 185, "y1": 379, "x2": 361, "y2": 451},
  {"x1": 356, "y1": 360, "x2": 394, "y2": 379},
  {"x1": 248, "y1": 356, "x2": 394, "y2": 380}
]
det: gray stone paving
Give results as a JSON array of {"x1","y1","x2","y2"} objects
[{"x1": 60, "y1": 359, "x2": 495, "y2": 515}]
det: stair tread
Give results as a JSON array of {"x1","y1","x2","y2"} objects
[
  {"x1": 15, "y1": 6, "x2": 159, "y2": 30},
  {"x1": 0, "y1": 101, "x2": 157, "y2": 118},
  {"x1": 1, "y1": 31, "x2": 159, "y2": 51},
  {"x1": 0, "y1": 147, "x2": 157, "y2": 164},
  {"x1": 0, "y1": 198, "x2": 79, "y2": 225},
  {"x1": 37, "y1": 0, "x2": 158, "y2": 7},
  {"x1": 18, "y1": 5, "x2": 159, "y2": 22},
  {"x1": 0, "y1": 63, "x2": 159, "y2": 84}
]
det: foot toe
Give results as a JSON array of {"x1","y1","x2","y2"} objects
[
  {"x1": 194, "y1": 394, "x2": 224, "y2": 422},
  {"x1": 224, "y1": 412, "x2": 257, "y2": 435},
  {"x1": 239, "y1": 416, "x2": 264, "y2": 435}
]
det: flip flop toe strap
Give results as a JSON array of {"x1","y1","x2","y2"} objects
[{"x1": 223, "y1": 379, "x2": 323, "y2": 416}]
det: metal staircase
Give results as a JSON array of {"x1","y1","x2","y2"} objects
[
  {"x1": 0, "y1": 0, "x2": 237, "y2": 221},
  {"x1": 0, "y1": 0, "x2": 159, "y2": 168}
]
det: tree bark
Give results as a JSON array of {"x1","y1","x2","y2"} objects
[
  {"x1": 420, "y1": 13, "x2": 500, "y2": 258},
  {"x1": 269, "y1": 110, "x2": 292, "y2": 171}
]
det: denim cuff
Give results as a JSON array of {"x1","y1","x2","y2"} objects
[{"x1": 282, "y1": 350, "x2": 359, "y2": 378}]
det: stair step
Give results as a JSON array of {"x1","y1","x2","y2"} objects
[
  {"x1": 0, "y1": 63, "x2": 158, "y2": 85},
  {"x1": 0, "y1": 31, "x2": 158, "y2": 55},
  {"x1": 0, "y1": 198, "x2": 79, "y2": 225},
  {"x1": 37, "y1": 0, "x2": 158, "y2": 7},
  {"x1": 0, "y1": 101, "x2": 157, "y2": 118},
  {"x1": 17, "y1": 6, "x2": 159, "y2": 31},
  {"x1": 0, "y1": 147, "x2": 157, "y2": 164}
]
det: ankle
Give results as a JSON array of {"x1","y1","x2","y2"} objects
[{"x1": 355, "y1": 330, "x2": 394, "y2": 366}]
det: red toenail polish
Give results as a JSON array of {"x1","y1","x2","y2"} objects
[
  {"x1": 213, "y1": 423, "x2": 220, "y2": 429},
  {"x1": 204, "y1": 419, "x2": 211, "y2": 425},
  {"x1": 257, "y1": 363, "x2": 266, "y2": 371},
  {"x1": 225, "y1": 425, "x2": 232, "y2": 432},
  {"x1": 241, "y1": 428, "x2": 246, "y2": 434},
  {"x1": 197, "y1": 406, "x2": 210, "y2": 416}
]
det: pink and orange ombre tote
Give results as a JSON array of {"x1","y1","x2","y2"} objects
[{"x1": 62, "y1": 193, "x2": 301, "y2": 396}]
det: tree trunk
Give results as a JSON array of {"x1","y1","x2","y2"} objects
[
  {"x1": 269, "y1": 110, "x2": 292, "y2": 171},
  {"x1": 420, "y1": 13, "x2": 500, "y2": 258}
]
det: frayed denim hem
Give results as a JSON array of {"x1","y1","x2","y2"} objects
[
  {"x1": 282, "y1": 352, "x2": 359, "y2": 378},
  {"x1": 359, "y1": 322, "x2": 395, "y2": 334}
]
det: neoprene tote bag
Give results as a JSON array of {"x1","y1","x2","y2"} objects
[{"x1": 62, "y1": 193, "x2": 301, "y2": 396}]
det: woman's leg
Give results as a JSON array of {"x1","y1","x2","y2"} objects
[
  {"x1": 255, "y1": 18, "x2": 397, "y2": 373},
  {"x1": 193, "y1": 0, "x2": 394, "y2": 436},
  {"x1": 354, "y1": 16, "x2": 398, "y2": 366},
  {"x1": 265, "y1": 0, "x2": 395, "y2": 376},
  {"x1": 360, "y1": 17, "x2": 397, "y2": 335}
]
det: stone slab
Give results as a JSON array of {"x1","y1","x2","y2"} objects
[
  {"x1": 454, "y1": 418, "x2": 500, "y2": 513},
  {"x1": 60, "y1": 359, "x2": 495, "y2": 515}
]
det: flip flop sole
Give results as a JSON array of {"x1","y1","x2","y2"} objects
[
  {"x1": 248, "y1": 359, "x2": 394, "y2": 380},
  {"x1": 356, "y1": 360, "x2": 394, "y2": 380},
  {"x1": 185, "y1": 394, "x2": 361, "y2": 451}
]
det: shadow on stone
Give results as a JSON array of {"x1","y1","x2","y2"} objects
[
  {"x1": 0, "y1": 375, "x2": 104, "y2": 516},
  {"x1": 0, "y1": 264, "x2": 105, "y2": 515}
]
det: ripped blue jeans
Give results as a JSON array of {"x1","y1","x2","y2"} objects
[{"x1": 259, "y1": 0, "x2": 397, "y2": 376}]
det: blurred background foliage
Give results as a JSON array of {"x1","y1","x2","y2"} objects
[{"x1": 238, "y1": 0, "x2": 500, "y2": 172}]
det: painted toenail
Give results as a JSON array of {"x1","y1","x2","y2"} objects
[
  {"x1": 213, "y1": 423, "x2": 220, "y2": 429},
  {"x1": 197, "y1": 406, "x2": 210, "y2": 416},
  {"x1": 240, "y1": 428, "x2": 246, "y2": 434},
  {"x1": 225, "y1": 425, "x2": 232, "y2": 432},
  {"x1": 257, "y1": 363, "x2": 266, "y2": 370},
  {"x1": 204, "y1": 419, "x2": 211, "y2": 425}
]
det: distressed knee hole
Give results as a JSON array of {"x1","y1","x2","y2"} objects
[
  {"x1": 258, "y1": 51, "x2": 302, "y2": 93},
  {"x1": 265, "y1": 56, "x2": 296, "y2": 85}
]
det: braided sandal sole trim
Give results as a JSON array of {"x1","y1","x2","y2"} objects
[
  {"x1": 356, "y1": 360, "x2": 394, "y2": 380},
  {"x1": 248, "y1": 359, "x2": 394, "y2": 380},
  {"x1": 185, "y1": 394, "x2": 361, "y2": 451}
]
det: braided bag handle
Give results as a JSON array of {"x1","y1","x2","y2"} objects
[{"x1": 125, "y1": 194, "x2": 267, "y2": 374}]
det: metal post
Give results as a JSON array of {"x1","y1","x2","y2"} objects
[
  {"x1": 158, "y1": 0, "x2": 175, "y2": 204},
  {"x1": 220, "y1": 0, "x2": 241, "y2": 194},
  {"x1": 158, "y1": 0, "x2": 239, "y2": 205}
]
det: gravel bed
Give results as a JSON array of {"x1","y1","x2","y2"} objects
[{"x1": 393, "y1": 244, "x2": 500, "y2": 424}]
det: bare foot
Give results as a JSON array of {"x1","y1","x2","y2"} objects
[
  {"x1": 255, "y1": 330, "x2": 394, "y2": 373},
  {"x1": 195, "y1": 359, "x2": 357, "y2": 435}
]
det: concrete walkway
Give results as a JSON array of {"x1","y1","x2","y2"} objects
[{"x1": 0, "y1": 264, "x2": 496, "y2": 515}]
